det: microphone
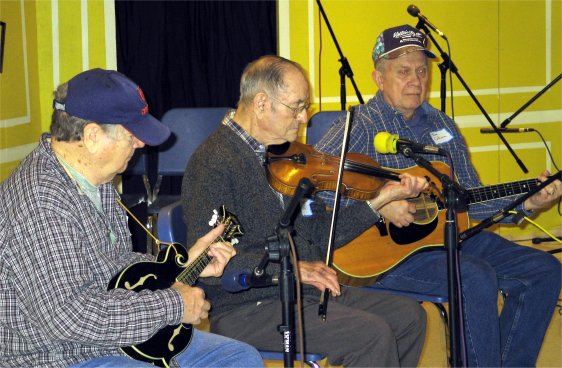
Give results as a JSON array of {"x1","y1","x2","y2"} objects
[
  {"x1": 480, "y1": 128, "x2": 535, "y2": 133},
  {"x1": 407, "y1": 4, "x2": 447, "y2": 40},
  {"x1": 374, "y1": 132, "x2": 446, "y2": 155},
  {"x1": 221, "y1": 270, "x2": 278, "y2": 293}
]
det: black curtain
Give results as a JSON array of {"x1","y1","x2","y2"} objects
[
  {"x1": 116, "y1": 0, "x2": 277, "y2": 117},
  {"x1": 115, "y1": 1, "x2": 277, "y2": 252}
]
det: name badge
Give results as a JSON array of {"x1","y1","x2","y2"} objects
[{"x1": 430, "y1": 129, "x2": 453, "y2": 144}]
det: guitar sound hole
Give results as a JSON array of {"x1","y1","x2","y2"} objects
[{"x1": 388, "y1": 216, "x2": 438, "y2": 245}]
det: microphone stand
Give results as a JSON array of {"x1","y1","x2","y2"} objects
[
  {"x1": 415, "y1": 20, "x2": 529, "y2": 174},
  {"x1": 316, "y1": 0, "x2": 364, "y2": 110},
  {"x1": 500, "y1": 73, "x2": 561, "y2": 128},
  {"x1": 265, "y1": 177, "x2": 315, "y2": 368},
  {"x1": 399, "y1": 146, "x2": 468, "y2": 367},
  {"x1": 459, "y1": 170, "x2": 562, "y2": 242}
]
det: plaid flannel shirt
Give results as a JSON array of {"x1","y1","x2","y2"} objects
[{"x1": 0, "y1": 134, "x2": 183, "y2": 367}]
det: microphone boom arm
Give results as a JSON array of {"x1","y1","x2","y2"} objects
[
  {"x1": 459, "y1": 170, "x2": 562, "y2": 241},
  {"x1": 500, "y1": 73, "x2": 561, "y2": 128},
  {"x1": 415, "y1": 20, "x2": 529, "y2": 174}
]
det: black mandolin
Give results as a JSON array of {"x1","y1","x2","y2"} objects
[{"x1": 107, "y1": 206, "x2": 243, "y2": 367}]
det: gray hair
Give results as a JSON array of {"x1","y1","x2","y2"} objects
[
  {"x1": 238, "y1": 55, "x2": 306, "y2": 106},
  {"x1": 50, "y1": 82, "x2": 120, "y2": 142}
]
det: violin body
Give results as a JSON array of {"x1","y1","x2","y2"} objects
[{"x1": 267, "y1": 141, "x2": 399, "y2": 200}]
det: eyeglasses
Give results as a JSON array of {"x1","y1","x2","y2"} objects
[{"x1": 268, "y1": 94, "x2": 311, "y2": 118}]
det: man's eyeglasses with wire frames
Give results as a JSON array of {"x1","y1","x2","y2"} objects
[{"x1": 268, "y1": 95, "x2": 311, "y2": 118}]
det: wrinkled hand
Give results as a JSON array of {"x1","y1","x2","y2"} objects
[
  {"x1": 171, "y1": 282, "x2": 210, "y2": 325},
  {"x1": 368, "y1": 173, "x2": 428, "y2": 211},
  {"x1": 379, "y1": 199, "x2": 417, "y2": 227},
  {"x1": 297, "y1": 261, "x2": 341, "y2": 296},
  {"x1": 524, "y1": 170, "x2": 561, "y2": 211},
  {"x1": 188, "y1": 224, "x2": 236, "y2": 278}
]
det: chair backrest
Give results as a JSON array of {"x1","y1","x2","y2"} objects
[
  {"x1": 306, "y1": 110, "x2": 346, "y2": 145},
  {"x1": 158, "y1": 107, "x2": 230, "y2": 176},
  {"x1": 157, "y1": 201, "x2": 187, "y2": 245}
]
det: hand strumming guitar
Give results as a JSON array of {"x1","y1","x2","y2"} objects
[{"x1": 366, "y1": 173, "x2": 428, "y2": 224}]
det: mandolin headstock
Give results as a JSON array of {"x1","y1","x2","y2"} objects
[{"x1": 209, "y1": 205, "x2": 244, "y2": 245}]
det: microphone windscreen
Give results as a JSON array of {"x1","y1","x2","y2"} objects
[
  {"x1": 221, "y1": 270, "x2": 246, "y2": 293},
  {"x1": 374, "y1": 132, "x2": 398, "y2": 154},
  {"x1": 407, "y1": 4, "x2": 420, "y2": 16}
]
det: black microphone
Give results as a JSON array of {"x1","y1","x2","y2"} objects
[
  {"x1": 407, "y1": 4, "x2": 447, "y2": 40},
  {"x1": 374, "y1": 131, "x2": 446, "y2": 155},
  {"x1": 221, "y1": 270, "x2": 278, "y2": 293},
  {"x1": 480, "y1": 128, "x2": 535, "y2": 133}
]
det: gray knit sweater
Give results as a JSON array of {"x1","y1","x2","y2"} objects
[{"x1": 181, "y1": 125, "x2": 379, "y2": 316}]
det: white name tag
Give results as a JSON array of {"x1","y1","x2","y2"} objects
[{"x1": 430, "y1": 129, "x2": 453, "y2": 144}]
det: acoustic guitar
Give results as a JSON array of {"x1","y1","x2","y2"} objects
[
  {"x1": 333, "y1": 162, "x2": 541, "y2": 286},
  {"x1": 107, "y1": 206, "x2": 243, "y2": 368}
]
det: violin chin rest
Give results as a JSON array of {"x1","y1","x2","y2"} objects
[{"x1": 267, "y1": 142, "x2": 291, "y2": 155}]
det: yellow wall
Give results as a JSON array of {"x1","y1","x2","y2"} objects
[
  {"x1": 0, "y1": 0, "x2": 116, "y2": 181},
  {"x1": 1, "y1": 0, "x2": 560, "y2": 238},
  {"x1": 280, "y1": 0, "x2": 562, "y2": 239}
]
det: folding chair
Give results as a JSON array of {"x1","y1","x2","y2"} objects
[
  {"x1": 146, "y1": 107, "x2": 230, "y2": 252},
  {"x1": 156, "y1": 201, "x2": 326, "y2": 367},
  {"x1": 306, "y1": 110, "x2": 346, "y2": 145}
]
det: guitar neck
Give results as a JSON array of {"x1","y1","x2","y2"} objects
[{"x1": 467, "y1": 178, "x2": 540, "y2": 204}]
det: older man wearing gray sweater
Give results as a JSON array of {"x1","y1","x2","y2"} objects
[{"x1": 181, "y1": 55, "x2": 429, "y2": 367}]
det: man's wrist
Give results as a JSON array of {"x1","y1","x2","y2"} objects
[{"x1": 365, "y1": 200, "x2": 381, "y2": 220}]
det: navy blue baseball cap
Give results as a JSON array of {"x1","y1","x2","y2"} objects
[
  {"x1": 372, "y1": 24, "x2": 436, "y2": 65},
  {"x1": 53, "y1": 68, "x2": 170, "y2": 146}
]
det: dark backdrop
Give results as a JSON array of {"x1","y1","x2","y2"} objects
[{"x1": 115, "y1": 1, "x2": 277, "y2": 251}]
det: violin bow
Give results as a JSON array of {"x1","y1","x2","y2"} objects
[{"x1": 318, "y1": 106, "x2": 355, "y2": 321}]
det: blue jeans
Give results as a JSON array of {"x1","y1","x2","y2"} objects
[
  {"x1": 69, "y1": 329, "x2": 263, "y2": 367},
  {"x1": 374, "y1": 231, "x2": 561, "y2": 367}
]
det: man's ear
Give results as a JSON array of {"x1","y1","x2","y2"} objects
[
  {"x1": 373, "y1": 69, "x2": 384, "y2": 91},
  {"x1": 82, "y1": 123, "x2": 101, "y2": 154},
  {"x1": 253, "y1": 92, "x2": 268, "y2": 118}
]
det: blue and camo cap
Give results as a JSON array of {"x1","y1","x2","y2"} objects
[{"x1": 372, "y1": 24, "x2": 436, "y2": 65}]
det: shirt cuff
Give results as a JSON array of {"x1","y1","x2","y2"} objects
[
  {"x1": 365, "y1": 201, "x2": 382, "y2": 222},
  {"x1": 158, "y1": 288, "x2": 184, "y2": 325}
]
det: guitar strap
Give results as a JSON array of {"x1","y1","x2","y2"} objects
[{"x1": 374, "y1": 217, "x2": 388, "y2": 236}]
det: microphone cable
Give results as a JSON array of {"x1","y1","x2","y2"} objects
[
  {"x1": 530, "y1": 129, "x2": 561, "y2": 217},
  {"x1": 288, "y1": 232, "x2": 306, "y2": 368},
  {"x1": 507, "y1": 210, "x2": 562, "y2": 315}
]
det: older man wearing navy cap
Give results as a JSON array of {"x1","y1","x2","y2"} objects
[
  {"x1": 0, "y1": 69, "x2": 263, "y2": 367},
  {"x1": 316, "y1": 24, "x2": 561, "y2": 366}
]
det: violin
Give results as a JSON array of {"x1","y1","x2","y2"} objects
[{"x1": 266, "y1": 141, "x2": 402, "y2": 201}]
